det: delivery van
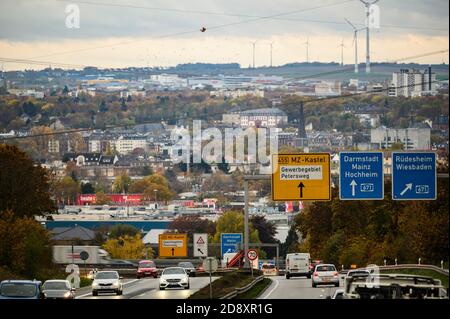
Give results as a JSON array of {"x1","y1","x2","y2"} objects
[{"x1": 285, "y1": 253, "x2": 311, "y2": 279}]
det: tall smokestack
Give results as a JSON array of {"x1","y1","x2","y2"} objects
[
  {"x1": 429, "y1": 66, "x2": 432, "y2": 91},
  {"x1": 298, "y1": 102, "x2": 307, "y2": 138}
]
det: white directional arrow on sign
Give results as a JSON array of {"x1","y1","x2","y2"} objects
[
  {"x1": 400, "y1": 183, "x2": 413, "y2": 196},
  {"x1": 350, "y1": 180, "x2": 357, "y2": 197}
]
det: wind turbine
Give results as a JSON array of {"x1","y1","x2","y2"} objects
[
  {"x1": 303, "y1": 38, "x2": 310, "y2": 63},
  {"x1": 345, "y1": 18, "x2": 366, "y2": 74},
  {"x1": 338, "y1": 39, "x2": 345, "y2": 66},
  {"x1": 269, "y1": 42, "x2": 273, "y2": 68},
  {"x1": 360, "y1": 0, "x2": 380, "y2": 73},
  {"x1": 250, "y1": 41, "x2": 257, "y2": 68}
]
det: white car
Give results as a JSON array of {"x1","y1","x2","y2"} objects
[
  {"x1": 92, "y1": 271, "x2": 123, "y2": 296},
  {"x1": 312, "y1": 264, "x2": 340, "y2": 288},
  {"x1": 159, "y1": 267, "x2": 190, "y2": 290},
  {"x1": 328, "y1": 288, "x2": 345, "y2": 299}
]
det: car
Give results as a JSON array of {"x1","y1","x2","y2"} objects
[
  {"x1": 261, "y1": 263, "x2": 278, "y2": 276},
  {"x1": 285, "y1": 253, "x2": 311, "y2": 279},
  {"x1": 178, "y1": 262, "x2": 196, "y2": 277},
  {"x1": 312, "y1": 264, "x2": 340, "y2": 288},
  {"x1": 159, "y1": 267, "x2": 190, "y2": 290},
  {"x1": 327, "y1": 288, "x2": 345, "y2": 299},
  {"x1": 345, "y1": 268, "x2": 371, "y2": 279},
  {"x1": 91, "y1": 271, "x2": 123, "y2": 296},
  {"x1": 0, "y1": 280, "x2": 44, "y2": 299},
  {"x1": 309, "y1": 259, "x2": 323, "y2": 275},
  {"x1": 137, "y1": 260, "x2": 158, "y2": 279},
  {"x1": 42, "y1": 280, "x2": 76, "y2": 299}
]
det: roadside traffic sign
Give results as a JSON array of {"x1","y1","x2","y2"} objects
[
  {"x1": 247, "y1": 249, "x2": 258, "y2": 261},
  {"x1": 203, "y1": 257, "x2": 218, "y2": 273},
  {"x1": 220, "y1": 233, "x2": 243, "y2": 257},
  {"x1": 392, "y1": 152, "x2": 437, "y2": 200},
  {"x1": 193, "y1": 233, "x2": 208, "y2": 257},
  {"x1": 272, "y1": 153, "x2": 331, "y2": 201},
  {"x1": 339, "y1": 152, "x2": 384, "y2": 200},
  {"x1": 158, "y1": 233, "x2": 188, "y2": 257}
]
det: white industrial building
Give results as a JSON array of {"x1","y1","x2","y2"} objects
[{"x1": 371, "y1": 126, "x2": 431, "y2": 150}]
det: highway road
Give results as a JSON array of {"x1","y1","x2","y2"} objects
[
  {"x1": 259, "y1": 276, "x2": 344, "y2": 299},
  {"x1": 76, "y1": 277, "x2": 218, "y2": 299}
]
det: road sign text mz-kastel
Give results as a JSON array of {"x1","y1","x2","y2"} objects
[
  {"x1": 159, "y1": 234, "x2": 187, "y2": 257},
  {"x1": 193, "y1": 233, "x2": 208, "y2": 257},
  {"x1": 339, "y1": 152, "x2": 384, "y2": 200},
  {"x1": 272, "y1": 153, "x2": 331, "y2": 201},
  {"x1": 392, "y1": 152, "x2": 436, "y2": 200},
  {"x1": 220, "y1": 233, "x2": 242, "y2": 257}
]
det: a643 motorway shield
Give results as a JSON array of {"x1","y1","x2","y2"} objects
[{"x1": 272, "y1": 153, "x2": 331, "y2": 201}]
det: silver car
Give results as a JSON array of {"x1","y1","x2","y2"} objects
[
  {"x1": 92, "y1": 271, "x2": 123, "y2": 296},
  {"x1": 312, "y1": 264, "x2": 340, "y2": 288},
  {"x1": 159, "y1": 267, "x2": 190, "y2": 290},
  {"x1": 42, "y1": 280, "x2": 75, "y2": 299}
]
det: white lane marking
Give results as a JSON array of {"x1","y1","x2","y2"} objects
[
  {"x1": 262, "y1": 278, "x2": 279, "y2": 299},
  {"x1": 75, "y1": 279, "x2": 140, "y2": 299}
]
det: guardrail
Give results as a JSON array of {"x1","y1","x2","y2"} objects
[
  {"x1": 220, "y1": 275, "x2": 265, "y2": 299},
  {"x1": 377, "y1": 264, "x2": 449, "y2": 276}
]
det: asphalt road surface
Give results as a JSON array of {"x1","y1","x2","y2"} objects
[
  {"x1": 259, "y1": 275, "x2": 344, "y2": 299},
  {"x1": 76, "y1": 277, "x2": 218, "y2": 299}
]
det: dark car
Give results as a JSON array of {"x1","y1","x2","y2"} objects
[
  {"x1": 178, "y1": 262, "x2": 196, "y2": 277},
  {"x1": 0, "y1": 280, "x2": 44, "y2": 299},
  {"x1": 42, "y1": 280, "x2": 76, "y2": 299},
  {"x1": 137, "y1": 260, "x2": 158, "y2": 279}
]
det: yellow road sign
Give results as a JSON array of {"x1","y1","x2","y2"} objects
[
  {"x1": 272, "y1": 153, "x2": 331, "y2": 201},
  {"x1": 159, "y1": 233, "x2": 188, "y2": 257}
]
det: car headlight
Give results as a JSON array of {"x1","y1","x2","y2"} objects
[
  {"x1": 160, "y1": 278, "x2": 167, "y2": 283},
  {"x1": 112, "y1": 281, "x2": 119, "y2": 287},
  {"x1": 181, "y1": 277, "x2": 188, "y2": 283},
  {"x1": 92, "y1": 282, "x2": 99, "y2": 287},
  {"x1": 64, "y1": 291, "x2": 71, "y2": 298}
]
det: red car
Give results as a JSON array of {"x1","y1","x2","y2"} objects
[
  {"x1": 136, "y1": 260, "x2": 158, "y2": 279},
  {"x1": 309, "y1": 259, "x2": 323, "y2": 275}
]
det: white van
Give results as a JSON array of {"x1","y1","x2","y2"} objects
[{"x1": 285, "y1": 253, "x2": 311, "y2": 279}]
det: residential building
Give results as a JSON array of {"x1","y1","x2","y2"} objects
[
  {"x1": 314, "y1": 81, "x2": 341, "y2": 96},
  {"x1": 223, "y1": 107, "x2": 288, "y2": 128},
  {"x1": 389, "y1": 68, "x2": 437, "y2": 97}
]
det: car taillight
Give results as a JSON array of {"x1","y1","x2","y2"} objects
[
  {"x1": 313, "y1": 272, "x2": 318, "y2": 277},
  {"x1": 333, "y1": 272, "x2": 338, "y2": 276}
]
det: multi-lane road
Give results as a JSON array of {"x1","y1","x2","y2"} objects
[
  {"x1": 75, "y1": 277, "x2": 218, "y2": 299},
  {"x1": 259, "y1": 276, "x2": 343, "y2": 299}
]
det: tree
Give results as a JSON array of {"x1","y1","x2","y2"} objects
[
  {"x1": 141, "y1": 165, "x2": 153, "y2": 176},
  {"x1": 213, "y1": 211, "x2": 260, "y2": 244},
  {"x1": 81, "y1": 182, "x2": 95, "y2": 194},
  {"x1": 250, "y1": 215, "x2": 279, "y2": 257},
  {"x1": 113, "y1": 172, "x2": 131, "y2": 194},
  {"x1": 53, "y1": 176, "x2": 80, "y2": 205},
  {"x1": 0, "y1": 144, "x2": 56, "y2": 217},
  {"x1": 0, "y1": 210, "x2": 53, "y2": 278},
  {"x1": 62, "y1": 85, "x2": 69, "y2": 95},
  {"x1": 108, "y1": 224, "x2": 139, "y2": 239},
  {"x1": 129, "y1": 174, "x2": 174, "y2": 201},
  {"x1": 103, "y1": 234, "x2": 152, "y2": 259},
  {"x1": 168, "y1": 216, "x2": 216, "y2": 241},
  {"x1": 95, "y1": 191, "x2": 112, "y2": 205}
]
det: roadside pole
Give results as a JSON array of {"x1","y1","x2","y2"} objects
[
  {"x1": 209, "y1": 258, "x2": 212, "y2": 299},
  {"x1": 244, "y1": 180, "x2": 249, "y2": 269}
]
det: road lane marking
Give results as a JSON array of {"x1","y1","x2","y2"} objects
[
  {"x1": 75, "y1": 279, "x2": 139, "y2": 299},
  {"x1": 262, "y1": 279, "x2": 279, "y2": 299}
]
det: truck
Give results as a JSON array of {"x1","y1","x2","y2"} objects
[
  {"x1": 285, "y1": 253, "x2": 311, "y2": 279},
  {"x1": 52, "y1": 245, "x2": 110, "y2": 264}
]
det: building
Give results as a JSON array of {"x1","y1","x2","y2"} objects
[
  {"x1": 389, "y1": 68, "x2": 437, "y2": 97},
  {"x1": 8, "y1": 88, "x2": 44, "y2": 99},
  {"x1": 210, "y1": 89, "x2": 264, "y2": 99},
  {"x1": 223, "y1": 107, "x2": 288, "y2": 128},
  {"x1": 314, "y1": 81, "x2": 341, "y2": 96},
  {"x1": 371, "y1": 126, "x2": 431, "y2": 150},
  {"x1": 109, "y1": 135, "x2": 148, "y2": 155},
  {"x1": 48, "y1": 139, "x2": 60, "y2": 154}
]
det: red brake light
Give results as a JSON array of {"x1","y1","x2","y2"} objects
[
  {"x1": 313, "y1": 272, "x2": 318, "y2": 277},
  {"x1": 334, "y1": 272, "x2": 338, "y2": 276}
]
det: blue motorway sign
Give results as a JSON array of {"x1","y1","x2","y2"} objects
[
  {"x1": 392, "y1": 152, "x2": 436, "y2": 200},
  {"x1": 220, "y1": 233, "x2": 243, "y2": 257},
  {"x1": 339, "y1": 152, "x2": 384, "y2": 200}
]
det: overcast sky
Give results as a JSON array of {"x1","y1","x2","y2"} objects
[{"x1": 0, "y1": 0, "x2": 448, "y2": 70}]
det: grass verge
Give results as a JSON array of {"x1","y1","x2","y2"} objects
[
  {"x1": 189, "y1": 270, "x2": 262, "y2": 299},
  {"x1": 235, "y1": 278, "x2": 272, "y2": 299},
  {"x1": 380, "y1": 268, "x2": 448, "y2": 288}
]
